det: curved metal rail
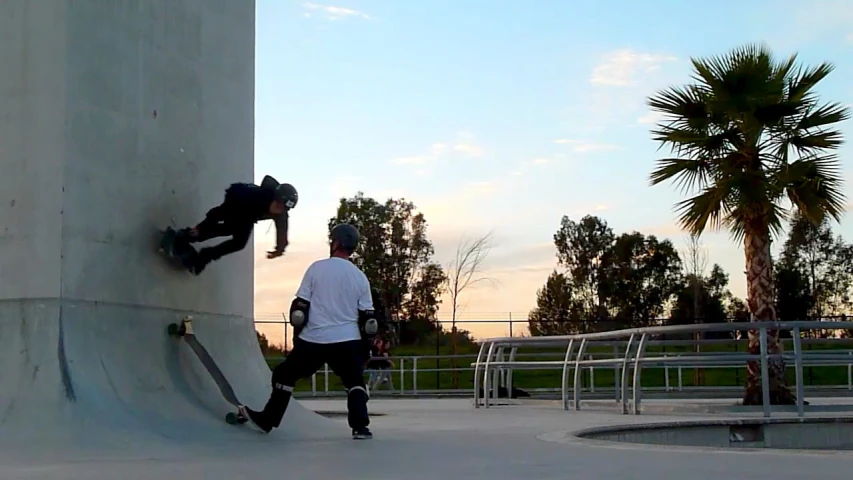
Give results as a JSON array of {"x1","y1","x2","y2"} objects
[{"x1": 472, "y1": 321, "x2": 853, "y2": 417}]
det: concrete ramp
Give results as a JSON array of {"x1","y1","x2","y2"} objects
[
  {"x1": 0, "y1": 0, "x2": 342, "y2": 457},
  {"x1": 0, "y1": 299, "x2": 337, "y2": 453}
]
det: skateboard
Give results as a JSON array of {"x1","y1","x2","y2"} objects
[
  {"x1": 158, "y1": 226, "x2": 200, "y2": 273},
  {"x1": 167, "y1": 316, "x2": 249, "y2": 426}
]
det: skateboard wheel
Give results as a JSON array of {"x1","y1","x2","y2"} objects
[
  {"x1": 225, "y1": 412, "x2": 246, "y2": 425},
  {"x1": 167, "y1": 323, "x2": 180, "y2": 336}
]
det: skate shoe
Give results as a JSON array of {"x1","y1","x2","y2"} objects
[
  {"x1": 352, "y1": 427, "x2": 372, "y2": 440},
  {"x1": 238, "y1": 405, "x2": 272, "y2": 434}
]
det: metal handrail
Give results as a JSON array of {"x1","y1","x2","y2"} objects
[{"x1": 473, "y1": 320, "x2": 853, "y2": 418}]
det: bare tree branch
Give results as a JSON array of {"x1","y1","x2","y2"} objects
[
  {"x1": 682, "y1": 233, "x2": 709, "y2": 278},
  {"x1": 444, "y1": 231, "x2": 500, "y2": 324}
]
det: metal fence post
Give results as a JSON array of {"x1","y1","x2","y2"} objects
[
  {"x1": 759, "y1": 327, "x2": 771, "y2": 418},
  {"x1": 792, "y1": 326, "x2": 805, "y2": 417},
  {"x1": 399, "y1": 358, "x2": 405, "y2": 395},
  {"x1": 848, "y1": 351, "x2": 852, "y2": 390},
  {"x1": 413, "y1": 357, "x2": 418, "y2": 394},
  {"x1": 324, "y1": 363, "x2": 329, "y2": 393}
]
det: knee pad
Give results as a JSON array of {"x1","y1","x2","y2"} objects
[{"x1": 347, "y1": 385, "x2": 369, "y2": 402}]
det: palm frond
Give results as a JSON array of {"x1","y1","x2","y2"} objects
[
  {"x1": 672, "y1": 183, "x2": 734, "y2": 236},
  {"x1": 786, "y1": 61, "x2": 835, "y2": 104},
  {"x1": 779, "y1": 155, "x2": 847, "y2": 224},
  {"x1": 648, "y1": 157, "x2": 713, "y2": 193}
]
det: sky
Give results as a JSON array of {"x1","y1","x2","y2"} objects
[{"x1": 249, "y1": 0, "x2": 853, "y2": 343}]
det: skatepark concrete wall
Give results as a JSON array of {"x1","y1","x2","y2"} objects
[{"x1": 0, "y1": 1, "x2": 330, "y2": 449}]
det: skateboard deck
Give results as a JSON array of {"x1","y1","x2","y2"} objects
[
  {"x1": 158, "y1": 226, "x2": 200, "y2": 273},
  {"x1": 167, "y1": 317, "x2": 248, "y2": 426}
]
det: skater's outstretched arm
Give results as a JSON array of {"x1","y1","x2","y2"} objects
[{"x1": 267, "y1": 212, "x2": 289, "y2": 259}]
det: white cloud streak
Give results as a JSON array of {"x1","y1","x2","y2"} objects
[
  {"x1": 590, "y1": 49, "x2": 678, "y2": 87},
  {"x1": 303, "y1": 2, "x2": 370, "y2": 20}
]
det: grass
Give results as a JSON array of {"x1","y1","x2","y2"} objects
[{"x1": 263, "y1": 340, "x2": 853, "y2": 395}]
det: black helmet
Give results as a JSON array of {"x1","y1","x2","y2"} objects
[
  {"x1": 275, "y1": 183, "x2": 298, "y2": 209},
  {"x1": 330, "y1": 223, "x2": 359, "y2": 252}
]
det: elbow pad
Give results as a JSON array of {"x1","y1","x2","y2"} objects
[
  {"x1": 289, "y1": 297, "x2": 310, "y2": 332},
  {"x1": 358, "y1": 309, "x2": 378, "y2": 339}
]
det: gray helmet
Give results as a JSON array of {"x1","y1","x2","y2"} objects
[{"x1": 330, "y1": 223, "x2": 359, "y2": 252}]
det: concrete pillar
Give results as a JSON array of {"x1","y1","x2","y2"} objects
[{"x1": 0, "y1": 1, "x2": 279, "y2": 444}]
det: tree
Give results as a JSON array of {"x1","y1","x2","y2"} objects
[
  {"x1": 778, "y1": 211, "x2": 853, "y2": 320},
  {"x1": 682, "y1": 234, "x2": 709, "y2": 322},
  {"x1": 553, "y1": 215, "x2": 616, "y2": 321},
  {"x1": 328, "y1": 192, "x2": 443, "y2": 344},
  {"x1": 600, "y1": 232, "x2": 684, "y2": 327},
  {"x1": 256, "y1": 331, "x2": 285, "y2": 357},
  {"x1": 774, "y1": 264, "x2": 813, "y2": 322},
  {"x1": 444, "y1": 232, "x2": 497, "y2": 387},
  {"x1": 532, "y1": 215, "x2": 683, "y2": 334},
  {"x1": 646, "y1": 43, "x2": 849, "y2": 405},
  {"x1": 671, "y1": 264, "x2": 731, "y2": 325},
  {"x1": 445, "y1": 232, "x2": 497, "y2": 329},
  {"x1": 400, "y1": 263, "x2": 448, "y2": 345},
  {"x1": 527, "y1": 271, "x2": 586, "y2": 335},
  {"x1": 727, "y1": 296, "x2": 750, "y2": 323}
]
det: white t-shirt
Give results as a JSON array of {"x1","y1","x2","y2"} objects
[{"x1": 294, "y1": 257, "x2": 374, "y2": 344}]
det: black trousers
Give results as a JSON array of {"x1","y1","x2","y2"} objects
[
  {"x1": 258, "y1": 338, "x2": 370, "y2": 430},
  {"x1": 187, "y1": 205, "x2": 253, "y2": 264}
]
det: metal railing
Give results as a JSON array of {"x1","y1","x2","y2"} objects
[
  {"x1": 473, "y1": 321, "x2": 853, "y2": 418},
  {"x1": 284, "y1": 337, "x2": 853, "y2": 398}
]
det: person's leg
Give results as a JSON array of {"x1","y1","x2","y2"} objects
[
  {"x1": 190, "y1": 222, "x2": 252, "y2": 274},
  {"x1": 243, "y1": 339, "x2": 324, "y2": 432},
  {"x1": 177, "y1": 203, "x2": 233, "y2": 244},
  {"x1": 326, "y1": 340, "x2": 371, "y2": 436}
]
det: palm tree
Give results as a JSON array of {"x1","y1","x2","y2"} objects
[{"x1": 646, "y1": 43, "x2": 849, "y2": 405}]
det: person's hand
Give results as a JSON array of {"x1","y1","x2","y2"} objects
[{"x1": 267, "y1": 249, "x2": 284, "y2": 259}]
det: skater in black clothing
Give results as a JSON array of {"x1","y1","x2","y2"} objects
[
  {"x1": 239, "y1": 223, "x2": 378, "y2": 439},
  {"x1": 176, "y1": 175, "x2": 298, "y2": 275}
]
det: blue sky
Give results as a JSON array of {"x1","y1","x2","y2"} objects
[{"x1": 250, "y1": 0, "x2": 853, "y2": 339}]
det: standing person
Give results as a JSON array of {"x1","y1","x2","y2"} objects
[
  {"x1": 366, "y1": 336, "x2": 395, "y2": 391},
  {"x1": 175, "y1": 175, "x2": 298, "y2": 275},
  {"x1": 239, "y1": 223, "x2": 378, "y2": 439}
]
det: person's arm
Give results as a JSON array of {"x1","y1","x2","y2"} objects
[
  {"x1": 295, "y1": 263, "x2": 314, "y2": 302},
  {"x1": 357, "y1": 274, "x2": 374, "y2": 311},
  {"x1": 269, "y1": 212, "x2": 289, "y2": 258}
]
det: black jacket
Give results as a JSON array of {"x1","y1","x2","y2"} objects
[{"x1": 220, "y1": 182, "x2": 289, "y2": 253}]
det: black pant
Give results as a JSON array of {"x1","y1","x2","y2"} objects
[
  {"x1": 257, "y1": 338, "x2": 370, "y2": 430},
  {"x1": 187, "y1": 205, "x2": 253, "y2": 264}
]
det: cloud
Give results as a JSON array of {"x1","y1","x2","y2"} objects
[
  {"x1": 389, "y1": 133, "x2": 485, "y2": 167},
  {"x1": 553, "y1": 139, "x2": 621, "y2": 152},
  {"x1": 590, "y1": 49, "x2": 678, "y2": 87},
  {"x1": 637, "y1": 110, "x2": 666, "y2": 125},
  {"x1": 453, "y1": 143, "x2": 484, "y2": 156},
  {"x1": 302, "y1": 2, "x2": 370, "y2": 20}
]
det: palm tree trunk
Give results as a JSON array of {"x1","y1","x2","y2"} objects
[{"x1": 742, "y1": 224, "x2": 796, "y2": 405}]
